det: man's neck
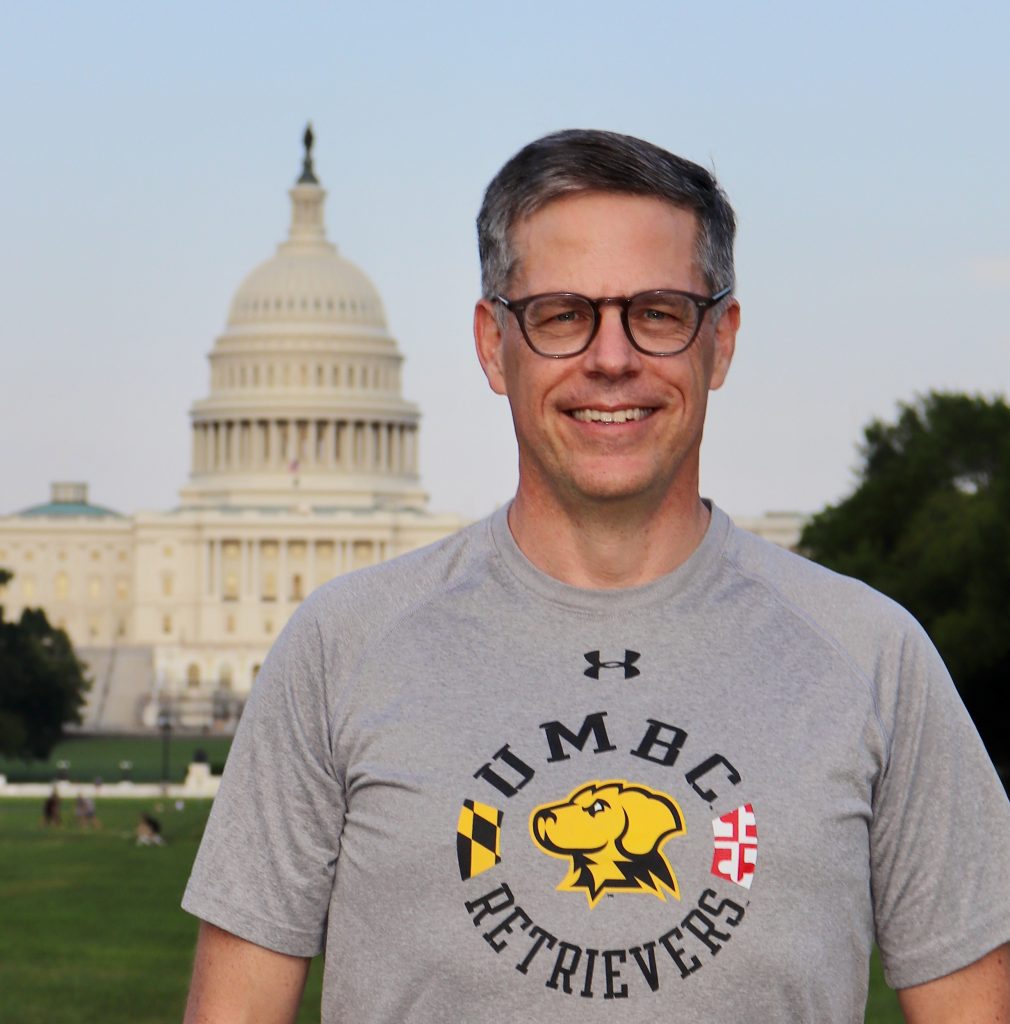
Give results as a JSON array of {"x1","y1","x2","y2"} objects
[{"x1": 506, "y1": 487, "x2": 712, "y2": 589}]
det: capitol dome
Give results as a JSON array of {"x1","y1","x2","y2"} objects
[
  {"x1": 224, "y1": 122, "x2": 388, "y2": 333},
  {"x1": 181, "y1": 126, "x2": 426, "y2": 512},
  {"x1": 227, "y1": 250, "x2": 387, "y2": 330}
]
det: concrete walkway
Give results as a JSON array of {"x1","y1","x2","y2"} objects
[{"x1": 0, "y1": 761, "x2": 220, "y2": 799}]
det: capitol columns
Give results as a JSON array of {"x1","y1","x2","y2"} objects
[
  {"x1": 192, "y1": 425, "x2": 201, "y2": 474},
  {"x1": 377, "y1": 421, "x2": 388, "y2": 473}
]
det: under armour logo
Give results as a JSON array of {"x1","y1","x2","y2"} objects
[{"x1": 584, "y1": 650, "x2": 641, "y2": 680}]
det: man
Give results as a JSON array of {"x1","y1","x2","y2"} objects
[{"x1": 183, "y1": 130, "x2": 1010, "y2": 1022}]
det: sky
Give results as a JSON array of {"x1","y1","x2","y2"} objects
[{"x1": 1, "y1": 1, "x2": 1007, "y2": 522}]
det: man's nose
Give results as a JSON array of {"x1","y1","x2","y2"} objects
[{"x1": 581, "y1": 305, "x2": 640, "y2": 377}]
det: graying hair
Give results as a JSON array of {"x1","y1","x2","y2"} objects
[{"x1": 477, "y1": 129, "x2": 736, "y2": 303}]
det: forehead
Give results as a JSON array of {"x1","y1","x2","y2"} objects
[{"x1": 509, "y1": 192, "x2": 701, "y2": 294}]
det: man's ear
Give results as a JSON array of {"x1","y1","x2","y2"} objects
[
  {"x1": 709, "y1": 298, "x2": 740, "y2": 391},
  {"x1": 474, "y1": 299, "x2": 508, "y2": 396}
]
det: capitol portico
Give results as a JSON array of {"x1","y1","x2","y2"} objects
[{"x1": 0, "y1": 128, "x2": 463, "y2": 731}]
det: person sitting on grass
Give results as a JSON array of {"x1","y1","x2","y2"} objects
[{"x1": 136, "y1": 812, "x2": 164, "y2": 846}]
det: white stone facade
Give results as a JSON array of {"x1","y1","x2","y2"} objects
[{"x1": 0, "y1": 131, "x2": 462, "y2": 731}]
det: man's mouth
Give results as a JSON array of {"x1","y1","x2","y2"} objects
[{"x1": 568, "y1": 407, "x2": 655, "y2": 424}]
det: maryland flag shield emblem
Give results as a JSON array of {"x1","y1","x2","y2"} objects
[{"x1": 457, "y1": 799, "x2": 503, "y2": 880}]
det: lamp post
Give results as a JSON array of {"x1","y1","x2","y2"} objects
[{"x1": 157, "y1": 712, "x2": 172, "y2": 791}]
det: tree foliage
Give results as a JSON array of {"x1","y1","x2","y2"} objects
[
  {"x1": 800, "y1": 392, "x2": 1010, "y2": 776},
  {"x1": 0, "y1": 571, "x2": 91, "y2": 761}
]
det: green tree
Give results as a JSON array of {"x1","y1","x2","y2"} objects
[
  {"x1": 0, "y1": 569, "x2": 91, "y2": 760},
  {"x1": 800, "y1": 392, "x2": 1010, "y2": 779}
]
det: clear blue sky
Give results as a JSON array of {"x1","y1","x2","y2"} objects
[{"x1": 2, "y1": 1, "x2": 1007, "y2": 520}]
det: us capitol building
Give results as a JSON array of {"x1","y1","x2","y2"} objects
[
  {"x1": 0, "y1": 129, "x2": 804, "y2": 734},
  {"x1": 0, "y1": 129, "x2": 464, "y2": 732}
]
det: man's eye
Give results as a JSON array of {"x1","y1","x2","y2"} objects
[
  {"x1": 528, "y1": 299, "x2": 591, "y2": 330},
  {"x1": 641, "y1": 306, "x2": 686, "y2": 323}
]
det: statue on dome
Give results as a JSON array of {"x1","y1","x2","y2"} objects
[{"x1": 298, "y1": 122, "x2": 318, "y2": 185}]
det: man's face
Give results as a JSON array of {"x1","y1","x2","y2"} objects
[{"x1": 474, "y1": 191, "x2": 738, "y2": 513}]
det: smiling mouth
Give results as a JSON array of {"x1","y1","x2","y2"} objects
[{"x1": 568, "y1": 407, "x2": 655, "y2": 424}]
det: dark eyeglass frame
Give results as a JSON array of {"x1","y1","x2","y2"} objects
[{"x1": 494, "y1": 286, "x2": 733, "y2": 358}]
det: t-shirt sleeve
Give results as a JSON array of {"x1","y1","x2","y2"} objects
[
  {"x1": 870, "y1": 621, "x2": 1010, "y2": 989},
  {"x1": 181, "y1": 599, "x2": 343, "y2": 957}
]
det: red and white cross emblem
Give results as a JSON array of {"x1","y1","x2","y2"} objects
[{"x1": 711, "y1": 803, "x2": 758, "y2": 889}]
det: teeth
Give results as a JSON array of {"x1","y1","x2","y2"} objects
[{"x1": 571, "y1": 408, "x2": 652, "y2": 424}]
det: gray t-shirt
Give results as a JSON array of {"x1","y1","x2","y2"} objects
[{"x1": 183, "y1": 504, "x2": 1010, "y2": 1022}]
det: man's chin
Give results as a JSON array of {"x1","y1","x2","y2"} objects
[{"x1": 562, "y1": 469, "x2": 676, "y2": 508}]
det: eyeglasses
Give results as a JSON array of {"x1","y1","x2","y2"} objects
[{"x1": 495, "y1": 287, "x2": 732, "y2": 358}]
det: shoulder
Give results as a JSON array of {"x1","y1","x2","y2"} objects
[
  {"x1": 282, "y1": 514, "x2": 497, "y2": 663},
  {"x1": 714, "y1": 512, "x2": 959, "y2": 745},
  {"x1": 717, "y1": 510, "x2": 929, "y2": 668}
]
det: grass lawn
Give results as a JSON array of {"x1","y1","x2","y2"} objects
[
  {"x1": 0, "y1": 793, "x2": 901, "y2": 1022},
  {"x1": 0, "y1": 797, "x2": 321, "y2": 1024},
  {"x1": 0, "y1": 734, "x2": 234, "y2": 784}
]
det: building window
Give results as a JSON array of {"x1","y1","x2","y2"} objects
[
  {"x1": 219, "y1": 664, "x2": 233, "y2": 691},
  {"x1": 224, "y1": 573, "x2": 239, "y2": 601},
  {"x1": 116, "y1": 579, "x2": 128, "y2": 601},
  {"x1": 23, "y1": 577, "x2": 36, "y2": 600},
  {"x1": 291, "y1": 574, "x2": 303, "y2": 601},
  {"x1": 162, "y1": 614, "x2": 173, "y2": 635},
  {"x1": 56, "y1": 572, "x2": 70, "y2": 599},
  {"x1": 187, "y1": 663, "x2": 200, "y2": 688},
  {"x1": 88, "y1": 577, "x2": 102, "y2": 600},
  {"x1": 225, "y1": 613, "x2": 236, "y2": 634},
  {"x1": 262, "y1": 572, "x2": 277, "y2": 602},
  {"x1": 161, "y1": 573, "x2": 174, "y2": 597},
  {"x1": 162, "y1": 545, "x2": 173, "y2": 558}
]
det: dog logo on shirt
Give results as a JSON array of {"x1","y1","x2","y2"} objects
[{"x1": 529, "y1": 780, "x2": 686, "y2": 907}]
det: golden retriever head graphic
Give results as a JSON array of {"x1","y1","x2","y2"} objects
[{"x1": 529, "y1": 780, "x2": 686, "y2": 907}]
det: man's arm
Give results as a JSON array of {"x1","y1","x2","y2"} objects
[
  {"x1": 183, "y1": 921, "x2": 311, "y2": 1024},
  {"x1": 897, "y1": 944, "x2": 1010, "y2": 1023}
]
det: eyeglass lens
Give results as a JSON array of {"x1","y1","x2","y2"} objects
[{"x1": 522, "y1": 292, "x2": 701, "y2": 355}]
